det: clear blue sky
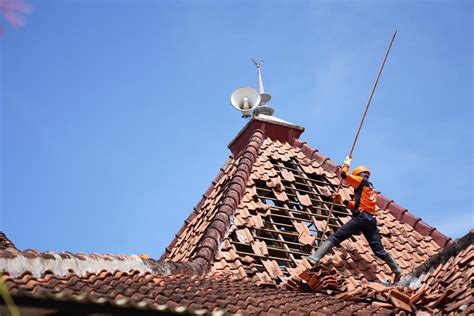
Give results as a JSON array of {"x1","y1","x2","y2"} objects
[{"x1": 1, "y1": 0, "x2": 472, "y2": 256}]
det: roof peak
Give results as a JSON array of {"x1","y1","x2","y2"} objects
[{"x1": 228, "y1": 116, "x2": 304, "y2": 156}]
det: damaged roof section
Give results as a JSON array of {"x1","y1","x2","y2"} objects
[
  {"x1": 404, "y1": 229, "x2": 474, "y2": 314},
  {"x1": 204, "y1": 138, "x2": 445, "y2": 286},
  {"x1": 163, "y1": 118, "x2": 451, "y2": 287},
  {"x1": 285, "y1": 229, "x2": 473, "y2": 314}
]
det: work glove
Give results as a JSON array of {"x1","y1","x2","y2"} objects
[
  {"x1": 343, "y1": 156, "x2": 352, "y2": 167},
  {"x1": 331, "y1": 193, "x2": 343, "y2": 203}
]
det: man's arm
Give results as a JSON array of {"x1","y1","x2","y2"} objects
[
  {"x1": 333, "y1": 193, "x2": 354, "y2": 209},
  {"x1": 340, "y1": 161, "x2": 363, "y2": 189}
]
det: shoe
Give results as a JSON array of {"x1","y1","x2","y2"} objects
[
  {"x1": 306, "y1": 240, "x2": 335, "y2": 266},
  {"x1": 383, "y1": 253, "x2": 403, "y2": 282},
  {"x1": 393, "y1": 272, "x2": 402, "y2": 283}
]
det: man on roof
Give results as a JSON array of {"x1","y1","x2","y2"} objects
[{"x1": 306, "y1": 156, "x2": 403, "y2": 282}]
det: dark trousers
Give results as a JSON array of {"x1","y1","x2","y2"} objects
[{"x1": 328, "y1": 211, "x2": 388, "y2": 259}]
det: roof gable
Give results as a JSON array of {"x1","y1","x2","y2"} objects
[
  {"x1": 210, "y1": 138, "x2": 443, "y2": 285},
  {"x1": 163, "y1": 117, "x2": 451, "y2": 285}
]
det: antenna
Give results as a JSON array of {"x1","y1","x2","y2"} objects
[
  {"x1": 251, "y1": 58, "x2": 274, "y2": 117},
  {"x1": 230, "y1": 86, "x2": 261, "y2": 118},
  {"x1": 251, "y1": 58, "x2": 271, "y2": 105}
]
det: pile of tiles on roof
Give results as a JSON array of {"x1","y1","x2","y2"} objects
[
  {"x1": 280, "y1": 247, "x2": 473, "y2": 316},
  {"x1": 282, "y1": 266, "x2": 418, "y2": 314},
  {"x1": 282, "y1": 265, "x2": 343, "y2": 294}
]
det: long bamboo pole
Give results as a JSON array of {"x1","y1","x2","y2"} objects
[{"x1": 320, "y1": 30, "x2": 398, "y2": 241}]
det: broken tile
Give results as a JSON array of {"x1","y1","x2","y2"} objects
[
  {"x1": 251, "y1": 241, "x2": 269, "y2": 257},
  {"x1": 296, "y1": 192, "x2": 312, "y2": 207},
  {"x1": 280, "y1": 168, "x2": 296, "y2": 182}
]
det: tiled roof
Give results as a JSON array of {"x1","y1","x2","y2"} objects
[
  {"x1": 1, "y1": 116, "x2": 465, "y2": 315},
  {"x1": 0, "y1": 248, "x2": 205, "y2": 278},
  {"x1": 162, "y1": 128, "x2": 266, "y2": 272},
  {"x1": 0, "y1": 270, "x2": 406, "y2": 315},
  {"x1": 402, "y1": 230, "x2": 474, "y2": 314},
  {"x1": 163, "y1": 118, "x2": 450, "y2": 288},
  {"x1": 289, "y1": 230, "x2": 474, "y2": 314},
  {"x1": 1, "y1": 233, "x2": 472, "y2": 315},
  {"x1": 214, "y1": 138, "x2": 441, "y2": 284}
]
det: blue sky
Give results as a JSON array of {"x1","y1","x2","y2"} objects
[{"x1": 1, "y1": 0, "x2": 472, "y2": 256}]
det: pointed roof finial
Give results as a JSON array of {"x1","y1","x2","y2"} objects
[{"x1": 251, "y1": 58, "x2": 271, "y2": 106}]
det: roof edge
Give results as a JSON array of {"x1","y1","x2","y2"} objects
[
  {"x1": 0, "y1": 250, "x2": 152, "y2": 278},
  {"x1": 376, "y1": 196, "x2": 453, "y2": 248},
  {"x1": 2, "y1": 295, "x2": 177, "y2": 316},
  {"x1": 404, "y1": 229, "x2": 473, "y2": 285},
  {"x1": 191, "y1": 129, "x2": 265, "y2": 271},
  {"x1": 0, "y1": 248, "x2": 205, "y2": 278},
  {"x1": 291, "y1": 139, "x2": 452, "y2": 248},
  {"x1": 159, "y1": 156, "x2": 235, "y2": 260},
  {"x1": 292, "y1": 139, "x2": 339, "y2": 173}
]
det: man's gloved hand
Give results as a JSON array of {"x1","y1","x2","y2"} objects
[
  {"x1": 331, "y1": 193, "x2": 343, "y2": 203},
  {"x1": 343, "y1": 156, "x2": 352, "y2": 167}
]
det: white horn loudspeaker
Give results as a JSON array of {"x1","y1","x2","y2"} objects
[{"x1": 230, "y1": 86, "x2": 261, "y2": 118}]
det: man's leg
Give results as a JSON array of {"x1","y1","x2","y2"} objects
[
  {"x1": 361, "y1": 213, "x2": 402, "y2": 281},
  {"x1": 307, "y1": 216, "x2": 362, "y2": 265}
]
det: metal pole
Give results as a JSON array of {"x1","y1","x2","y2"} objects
[{"x1": 320, "y1": 30, "x2": 398, "y2": 242}]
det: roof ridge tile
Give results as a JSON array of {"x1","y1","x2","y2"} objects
[
  {"x1": 191, "y1": 129, "x2": 265, "y2": 272},
  {"x1": 159, "y1": 157, "x2": 235, "y2": 260},
  {"x1": 378, "y1": 197, "x2": 452, "y2": 248}
]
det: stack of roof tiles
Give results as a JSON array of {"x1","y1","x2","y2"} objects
[{"x1": 1, "y1": 116, "x2": 471, "y2": 315}]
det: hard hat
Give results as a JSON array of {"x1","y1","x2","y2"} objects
[{"x1": 352, "y1": 166, "x2": 371, "y2": 176}]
